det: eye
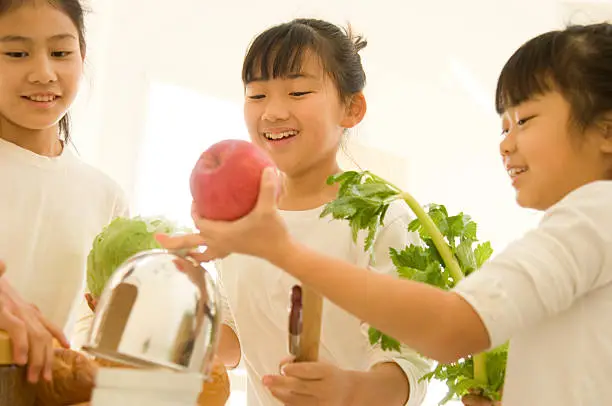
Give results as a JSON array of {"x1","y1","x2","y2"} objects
[
  {"x1": 500, "y1": 115, "x2": 535, "y2": 136},
  {"x1": 51, "y1": 51, "x2": 73, "y2": 58},
  {"x1": 4, "y1": 52, "x2": 27, "y2": 58},
  {"x1": 247, "y1": 94, "x2": 265, "y2": 100},
  {"x1": 517, "y1": 116, "x2": 534, "y2": 126},
  {"x1": 290, "y1": 91, "x2": 312, "y2": 97}
]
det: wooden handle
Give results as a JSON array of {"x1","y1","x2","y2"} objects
[
  {"x1": 0, "y1": 330, "x2": 13, "y2": 365},
  {"x1": 295, "y1": 285, "x2": 323, "y2": 362}
]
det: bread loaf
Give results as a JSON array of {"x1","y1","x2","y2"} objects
[
  {"x1": 31, "y1": 330, "x2": 231, "y2": 406},
  {"x1": 34, "y1": 349, "x2": 96, "y2": 406},
  {"x1": 34, "y1": 351, "x2": 230, "y2": 406},
  {"x1": 198, "y1": 357, "x2": 231, "y2": 406}
]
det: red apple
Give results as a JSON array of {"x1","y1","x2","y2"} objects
[{"x1": 190, "y1": 139, "x2": 276, "y2": 221}]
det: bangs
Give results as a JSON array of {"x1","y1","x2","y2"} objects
[
  {"x1": 495, "y1": 31, "x2": 560, "y2": 114},
  {"x1": 0, "y1": 0, "x2": 27, "y2": 13},
  {"x1": 242, "y1": 22, "x2": 330, "y2": 83},
  {"x1": 0, "y1": 0, "x2": 79, "y2": 16}
]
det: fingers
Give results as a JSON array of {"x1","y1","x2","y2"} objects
[
  {"x1": 281, "y1": 361, "x2": 329, "y2": 380},
  {"x1": 155, "y1": 233, "x2": 206, "y2": 251},
  {"x1": 190, "y1": 203, "x2": 224, "y2": 234},
  {"x1": 191, "y1": 202, "x2": 200, "y2": 224},
  {"x1": 40, "y1": 317, "x2": 69, "y2": 349},
  {"x1": 26, "y1": 324, "x2": 52, "y2": 383},
  {"x1": 278, "y1": 355, "x2": 296, "y2": 374},
  {"x1": 263, "y1": 374, "x2": 314, "y2": 397},
  {"x1": 191, "y1": 248, "x2": 226, "y2": 263},
  {"x1": 267, "y1": 386, "x2": 314, "y2": 406},
  {"x1": 461, "y1": 394, "x2": 496, "y2": 406},
  {"x1": 172, "y1": 257, "x2": 207, "y2": 289},
  {"x1": 0, "y1": 308, "x2": 28, "y2": 365},
  {"x1": 19, "y1": 307, "x2": 58, "y2": 382},
  {"x1": 254, "y1": 167, "x2": 281, "y2": 213},
  {"x1": 44, "y1": 337, "x2": 54, "y2": 381},
  {"x1": 185, "y1": 251, "x2": 211, "y2": 264},
  {"x1": 0, "y1": 275, "x2": 62, "y2": 383}
]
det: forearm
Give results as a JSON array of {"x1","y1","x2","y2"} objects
[
  {"x1": 349, "y1": 362, "x2": 409, "y2": 406},
  {"x1": 216, "y1": 324, "x2": 241, "y2": 368},
  {"x1": 270, "y1": 240, "x2": 489, "y2": 362}
]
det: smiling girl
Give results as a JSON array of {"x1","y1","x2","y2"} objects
[
  {"x1": 162, "y1": 23, "x2": 612, "y2": 406},
  {"x1": 0, "y1": 0, "x2": 128, "y2": 382},
  {"x1": 183, "y1": 19, "x2": 431, "y2": 406}
]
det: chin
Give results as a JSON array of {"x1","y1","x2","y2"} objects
[
  {"x1": 515, "y1": 192, "x2": 548, "y2": 211},
  {"x1": 270, "y1": 161, "x2": 294, "y2": 176},
  {"x1": 8, "y1": 108, "x2": 67, "y2": 130},
  {"x1": 14, "y1": 119, "x2": 63, "y2": 132},
  {"x1": 515, "y1": 193, "x2": 531, "y2": 207}
]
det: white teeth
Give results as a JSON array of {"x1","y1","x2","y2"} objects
[
  {"x1": 28, "y1": 95, "x2": 56, "y2": 102},
  {"x1": 508, "y1": 167, "x2": 528, "y2": 177},
  {"x1": 263, "y1": 130, "x2": 298, "y2": 140}
]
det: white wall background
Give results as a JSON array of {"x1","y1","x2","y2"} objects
[{"x1": 68, "y1": 1, "x2": 612, "y2": 404}]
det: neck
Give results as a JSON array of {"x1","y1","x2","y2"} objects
[
  {"x1": 280, "y1": 159, "x2": 342, "y2": 210},
  {"x1": 0, "y1": 119, "x2": 63, "y2": 157}
]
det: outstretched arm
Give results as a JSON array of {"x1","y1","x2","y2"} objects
[{"x1": 157, "y1": 168, "x2": 489, "y2": 363}]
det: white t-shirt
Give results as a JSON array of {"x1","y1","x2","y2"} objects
[
  {"x1": 453, "y1": 180, "x2": 612, "y2": 406},
  {"x1": 218, "y1": 201, "x2": 431, "y2": 406},
  {"x1": 0, "y1": 138, "x2": 128, "y2": 333}
]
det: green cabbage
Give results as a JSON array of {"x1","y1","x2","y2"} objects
[{"x1": 86, "y1": 216, "x2": 186, "y2": 298}]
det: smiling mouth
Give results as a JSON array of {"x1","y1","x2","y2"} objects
[
  {"x1": 508, "y1": 167, "x2": 528, "y2": 178},
  {"x1": 22, "y1": 95, "x2": 60, "y2": 103},
  {"x1": 263, "y1": 130, "x2": 299, "y2": 141}
]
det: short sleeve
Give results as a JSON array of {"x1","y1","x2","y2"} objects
[{"x1": 453, "y1": 181, "x2": 612, "y2": 348}]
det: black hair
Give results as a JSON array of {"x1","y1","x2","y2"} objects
[
  {"x1": 496, "y1": 23, "x2": 612, "y2": 131},
  {"x1": 242, "y1": 18, "x2": 367, "y2": 101}
]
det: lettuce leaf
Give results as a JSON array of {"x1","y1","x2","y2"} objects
[{"x1": 86, "y1": 216, "x2": 186, "y2": 297}]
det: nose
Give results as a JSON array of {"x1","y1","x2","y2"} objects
[
  {"x1": 261, "y1": 96, "x2": 290, "y2": 122},
  {"x1": 27, "y1": 54, "x2": 58, "y2": 84},
  {"x1": 499, "y1": 130, "x2": 517, "y2": 158}
]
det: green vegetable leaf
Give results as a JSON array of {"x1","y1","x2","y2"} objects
[
  {"x1": 320, "y1": 171, "x2": 402, "y2": 251},
  {"x1": 368, "y1": 327, "x2": 401, "y2": 352},
  {"x1": 380, "y1": 334, "x2": 402, "y2": 352},
  {"x1": 475, "y1": 242, "x2": 494, "y2": 268},
  {"x1": 86, "y1": 216, "x2": 187, "y2": 298},
  {"x1": 389, "y1": 246, "x2": 431, "y2": 271},
  {"x1": 368, "y1": 327, "x2": 382, "y2": 345},
  {"x1": 322, "y1": 170, "x2": 508, "y2": 405},
  {"x1": 456, "y1": 239, "x2": 477, "y2": 276}
]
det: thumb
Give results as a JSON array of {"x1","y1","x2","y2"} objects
[
  {"x1": 278, "y1": 355, "x2": 296, "y2": 375},
  {"x1": 255, "y1": 166, "x2": 281, "y2": 212}
]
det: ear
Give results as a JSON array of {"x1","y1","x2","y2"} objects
[
  {"x1": 340, "y1": 92, "x2": 367, "y2": 129},
  {"x1": 601, "y1": 136, "x2": 612, "y2": 153},
  {"x1": 597, "y1": 116, "x2": 612, "y2": 153}
]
